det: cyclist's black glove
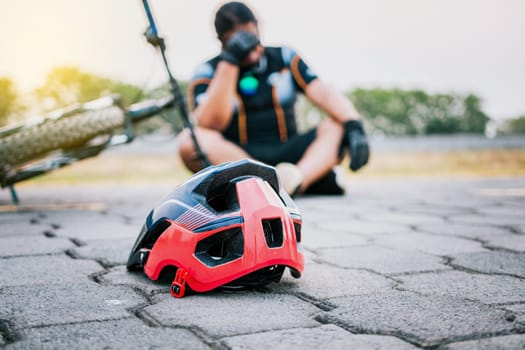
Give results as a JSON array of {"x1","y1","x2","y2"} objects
[
  {"x1": 344, "y1": 120, "x2": 370, "y2": 171},
  {"x1": 220, "y1": 31, "x2": 259, "y2": 66}
]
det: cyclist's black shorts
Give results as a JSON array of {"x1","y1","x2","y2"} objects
[
  {"x1": 240, "y1": 127, "x2": 344, "y2": 166},
  {"x1": 240, "y1": 128, "x2": 315, "y2": 166}
]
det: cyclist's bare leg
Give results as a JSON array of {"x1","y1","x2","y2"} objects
[
  {"x1": 178, "y1": 127, "x2": 251, "y2": 172},
  {"x1": 296, "y1": 118, "x2": 344, "y2": 192}
]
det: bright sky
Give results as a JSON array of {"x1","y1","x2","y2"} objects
[{"x1": 1, "y1": 0, "x2": 524, "y2": 119}]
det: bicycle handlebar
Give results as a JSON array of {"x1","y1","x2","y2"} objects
[{"x1": 126, "y1": 96, "x2": 175, "y2": 122}]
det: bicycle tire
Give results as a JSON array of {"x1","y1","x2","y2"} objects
[{"x1": 0, "y1": 106, "x2": 125, "y2": 170}]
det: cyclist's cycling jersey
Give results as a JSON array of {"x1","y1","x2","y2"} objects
[{"x1": 188, "y1": 46, "x2": 318, "y2": 145}]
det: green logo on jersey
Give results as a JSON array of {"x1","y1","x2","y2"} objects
[{"x1": 239, "y1": 76, "x2": 259, "y2": 96}]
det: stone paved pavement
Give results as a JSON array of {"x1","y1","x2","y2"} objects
[{"x1": 1, "y1": 177, "x2": 525, "y2": 349}]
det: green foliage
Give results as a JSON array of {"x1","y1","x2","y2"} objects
[
  {"x1": 461, "y1": 94, "x2": 490, "y2": 133},
  {"x1": 0, "y1": 78, "x2": 19, "y2": 127},
  {"x1": 347, "y1": 88, "x2": 490, "y2": 135},
  {"x1": 500, "y1": 115, "x2": 525, "y2": 134},
  {"x1": 32, "y1": 66, "x2": 187, "y2": 136},
  {"x1": 35, "y1": 66, "x2": 145, "y2": 110},
  {"x1": 294, "y1": 95, "x2": 325, "y2": 133}
]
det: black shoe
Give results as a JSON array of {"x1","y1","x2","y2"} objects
[{"x1": 304, "y1": 167, "x2": 345, "y2": 195}]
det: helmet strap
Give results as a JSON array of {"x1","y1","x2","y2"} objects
[{"x1": 170, "y1": 268, "x2": 188, "y2": 298}]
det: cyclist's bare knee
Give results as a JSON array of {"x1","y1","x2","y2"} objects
[
  {"x1": 178, "y1": 129, "x2": 198, "y2": 161},
  {"x1": 317, "y1": 118, "x2": 344, "y2": 140},
  {"x1": 178, "y1": 127, "x2": 226, "y2": 172}
]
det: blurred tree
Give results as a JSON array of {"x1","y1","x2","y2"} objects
[
  {"x1": 0, "y1": 78, "x2": 20, "y2": 127},
  {"x1": 35, "y1": 66, "x2": 145, "y2": 110},
  {"x1": 461, "y1": 94, "x2": 490, "y2": 133},
  {"x1": 294, "y1": 95, "x2": 324, "y2": 132},
  {"x1": 347, "y1": 88, "x2": 490, "y2": 135},
  {"x1": 500, "y1": 115, "x2": 525, "y2": 134}
]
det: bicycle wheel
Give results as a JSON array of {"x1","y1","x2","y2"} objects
[{"x1": 0, "y1": 106, "x2": 125, "y2": 170}]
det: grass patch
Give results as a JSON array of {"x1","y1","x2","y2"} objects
[
  {"x1": 16, "y1": 149, "x2": 525, "y2": 188},
  {"x1": 21, "y1": 153, "x2": 193, "y2": 187},
  {"x1": 351, "y1": 149, "x2": 525, "y2": 178}
]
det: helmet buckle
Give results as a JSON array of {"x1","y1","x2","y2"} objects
[{"x1": 170, "y1": 268, "x2": 188, "y2": 298}]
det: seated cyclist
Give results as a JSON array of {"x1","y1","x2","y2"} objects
[{"x1": 178, "y1": 1, "x2": 369, "y2": 196}]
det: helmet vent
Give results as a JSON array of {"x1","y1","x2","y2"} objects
[
  {"x1": 293, "y1": 222, "x2": 302, "y2": 243},
  {"x1": 207, "y1": 182, "x2": 240, "y2": 213},
  {"x1": 195, "y1": 227, "x2": 244, "y2": 266},
  {"x1": 262, "y1": 218, "x2": 284, "y2": 248}
]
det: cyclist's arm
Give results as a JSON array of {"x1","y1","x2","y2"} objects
[
  {"x1": 305, "y1": 79, "x2": 361, "y2": 122},
  {"x1": 192, "y1": 62, "x2": 239, "y2": 131}
]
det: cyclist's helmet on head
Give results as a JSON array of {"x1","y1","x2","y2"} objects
[
  {"x1": 215, "y1": 1, "x2": 257, "y2": 41},
  {"x1": 127, "y1": 159, "x2": 304, "y2": 298}
]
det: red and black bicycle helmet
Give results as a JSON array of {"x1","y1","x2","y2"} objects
[{"x1": 127, "y1": 159, "x2": 304, "y2": 298}]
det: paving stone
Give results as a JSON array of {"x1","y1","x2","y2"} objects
[
  {"x1": 449, "y1": 214, "x2": 525, "y2": 227},
  {"x1": 299, "y1": 205, "x2": 361, "y2": 221},
  {"x1": 316, "y1": 245, "x2": 448, "y2": 275},
  {"x1": 99, "y1": 266, "x2": 170, "y2": 295},
  {"x1": 0, "y1": 186, "x2": 109, "y2": 207},
  {"x1": 359, "y1": 211, "x2": 446, "y2": 226},
  {"x1": 390, "y1": 203, "x2": 474, "y2": 217},
  {"x1": 311, "y1": 219, "x2": 410, "y2": 236},
  {"x1": 0, "y1": 255, "x2": 103, "y2": 287},
  {"x1": 374, "y1": 232, "x2": 486, "y2": 256},
  {"x1": 477, "y1": 205, "x2": 525, "y2": 218},
  {"x1": 296, "y1": 197, "x2": 360, "y2": 212},
  {"x1": 0, "y1": 235, "x2": 74, "y2": 257},
  {"x1": 427, "y1": 197, "x2": 498, "y2": 212},
  {"x1": 485, "y1": 234, "x2": 525, "y2": 253},
  {"x1": 512, "y1": 224, "x2": 525, "y2": 234},
  {"x1": 297, "y1": 197, "x2": 408, "y2": 218},
  {"x1": 0, "y1": 319, "x2": 16, "y2": 346},
  {"x1": 145, "y1": 293, "x2": 320, "y2": 338},
  {"x1": 471, "y1": 186, "x2": 525, "y2": 201},
  {"x1": 0, "y1": 212, "x2": 39, "y2": 224},
  {"x1": 43, "y1": 212, "x2": 139, "y2": 241},
  {"x1": 502, "y1": 303, "x2": 525, "y2": 314},
  {"x1": 439, "y1": 334, "x2": 525, "y2": 350},
  {"x1": 417, "y1": 222, "x2": 514, "y2": 241},
  {"x1": 451, "y1": 251, "x2": 525, "y2": 278},
  {"x1": 268, "y1": 262, "x2": 394, "y2": 300},
  {"x1": 305, "y1": 218, "x2": 410, "y2": 236},
  {"x1": 347, "y1": 181, "x2": 443, "y2": 204},
  {"x1": 0, "y1": 214, "x2": 52, "y2": 237},
  {"x1": 110, "y1": 203, "x2": 155, "y2": 221},
  {"x1": 221, "y1": 324, "x2": 418, "y2": 350},
  {"x1": 6, "y1": 318, "x2": 209, "y2": 350},
  {"x1": 501, "y1": 304, "x2": 525, "y2": 325},
  {"x1": 398, "y1": 270, "x2": 525, "y2": 304},
  {"x1": 302, "y1": 230, "x2": 370, "y2": 249},
  {"x1": 0, "y1": 283, "x2": 144, "y2": 329},
  {"x1": 72, "y1": 239, "x2": 133, "y2": 266},
  {"x1": 322, "y1": 291, "x2": 519, "y2": 347}
]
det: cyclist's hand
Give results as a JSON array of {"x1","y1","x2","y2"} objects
[
  {"x1": 220, "y1": 31, "x2": 260, "y2": 66},
  {"x1": 345, "y1": 120, "x2": 370, "y2": 171}
]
